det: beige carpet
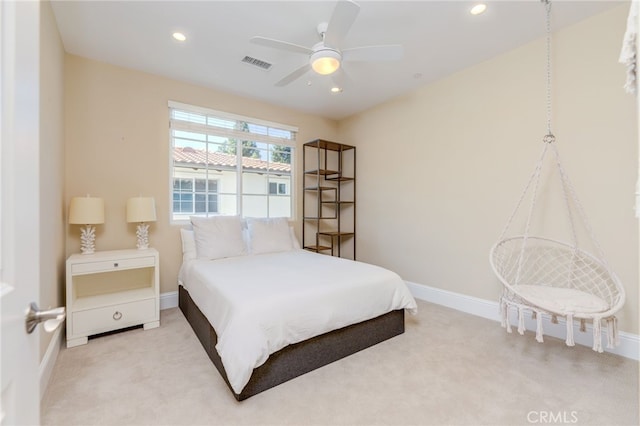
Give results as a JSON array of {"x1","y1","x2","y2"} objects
[{"x1": 42, "y1": 300, "x2": 639, "y2": 426}]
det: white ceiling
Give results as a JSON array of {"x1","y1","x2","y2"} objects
[{"x1": 50, "y1": 0, "x2": 623, "y2": 120}]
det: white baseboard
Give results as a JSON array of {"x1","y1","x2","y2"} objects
[
  {"x1": 39, "y1": 326, "x2": 63, "y2": 400},
  {"x1": 160, "y1": 291, "x2": 178, "y2": 310},
  {"x1": 405, "y1": 281, "x2": 639, "y2": 361}
]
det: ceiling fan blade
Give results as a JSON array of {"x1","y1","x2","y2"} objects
[
  {"x1": 250, "y1": 36, "x2": 313, "y2": 55},
  {"x1": 324, "y1": 0, "x2": 360, "y2": 47},
  {"x1": 342, "y1": 45, "x2": 404, "y2": 62},
  {"x1": 275, "y1": 63, "x2": 312, "y2": 87}
]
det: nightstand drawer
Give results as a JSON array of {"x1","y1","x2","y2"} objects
[
  {"x1": 71, "y1": 256, "x2": 155, "y2": 275},
  {"x1": 72, "y1": 298, "x2": 156, "y2": 336}
]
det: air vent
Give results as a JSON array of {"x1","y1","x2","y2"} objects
[{"x1": 242, "y1": 56, "x2": 272, "y2": 71}]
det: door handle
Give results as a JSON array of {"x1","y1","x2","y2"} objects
[{"x1": 25, "y1": 302, "x2": 66, "y2": 334}]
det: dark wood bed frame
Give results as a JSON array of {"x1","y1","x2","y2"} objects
[{"x1": 178, "y1": 285, "x2": 405, "y2": 401}]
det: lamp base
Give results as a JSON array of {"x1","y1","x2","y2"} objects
[
  {"x1": 79, "y1": 225, "x2": 96, "y2": 255},
  {"x1": 136, "y1": 223, "x2": 150, "y2": 250}
]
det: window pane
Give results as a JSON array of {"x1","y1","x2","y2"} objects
[
  {"x1": 208, "y1": 194, "x2": 218, "y2": 213},
  {"x1": 268, "y1": 128, "x2": 293, "y2": 140},
  {"x1": 270, "y1": 144, "x2": 291, "y2": 165},
  {"x1": 172, "y1": 110, "x2": 206, "y2": 125},
  {"x1": 240, "y1": 139, "x2": 261, "y2": 159},
  {"x1": 247, "y1": 123, "x2": 268, "y2": 136},
  {"x1": 218, "y1": 194, "x2": 238, "y2": 215},
  {"x1": 268, "y1": 182, "x2": 277, "y2": 195},
  {"x1": 243, "y1": 195, "x2": 267, "y2": 217},
  {"x1": 217, "y1": 139, "x2": 237, "y2": 155},
  {"x1": 195, "y1": 179, "x2": 206, "y2": 192},
  {"x1": 207, "y1": 116, "x2": 236, "y2": 131},
  {"x1": 173, "y1": 130, "x2": 207, "y2": 142},
  {"x1": 242, "y1": 171, "x2": 267, "y2": 195},
  {"x1": 173, "y1": 192, "x2": 193, "y2": 213},
  {"x1": 269, "y1": 195, "x2": 291, "y2": 217},
  {"x1": 194, "y1": 194, "x2": 207, "y2": 212},
  {"x1": 173, "y1": 178, "x2": 192, "y2": 192}
]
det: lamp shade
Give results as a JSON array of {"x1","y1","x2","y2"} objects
[
  {"x1": 311, "y1": 49, "x2": 341, "y2": 75},
  {"x1": 126, "y1": 197, "x2": 157, "y2": 223},
  {"x1": 69, "y1": 197, "x2": 105, "y2": 225}
]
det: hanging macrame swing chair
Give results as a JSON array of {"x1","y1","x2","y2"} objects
[{"x1": 489, "y1": 0, "x2": 625, "y2": 353}]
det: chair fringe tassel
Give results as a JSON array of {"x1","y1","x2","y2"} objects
[
  {"x1": 565, "y1": 314, "x2": 574, "y2": 346},
  {"x1": 499, "y1": 297, "x2": 619, "y2": 353},
  {"x1": 535, "y1": 310, "x2": 544, "y2": 343},
  {"x1": 593, "y1": 317, "x2": 603, "y2": 353},
  {"x1": 518, "y1": 307, "x2": 525, "y2": 335},
  {"x1": 606, "y1": 317, "x2": 619, "y2": 349}
]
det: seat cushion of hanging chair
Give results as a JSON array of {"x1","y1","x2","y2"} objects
[{"x1": 514, "y1": 284, "x2": 609, "y2": 314}]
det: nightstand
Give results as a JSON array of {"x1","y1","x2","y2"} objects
[{"x1": 65, "y1": 248, "x2": 160, "y2": 348}]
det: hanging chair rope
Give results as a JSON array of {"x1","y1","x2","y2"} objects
[
  {"x1": 544, "y1": 0, "x2": 553, "y2": 139},
  {"x1": 514, "y1": 144, "x2": 547, "y2": 286},
  {"x1": 489, "y1": 0, "x2": 625, "y2": 352}
]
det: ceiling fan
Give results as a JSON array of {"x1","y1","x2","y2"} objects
[{"x1": 250, "y1": 0, "x2": 403, "y2": 87}]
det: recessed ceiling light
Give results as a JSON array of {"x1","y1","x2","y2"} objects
[
  {"x1": 172, "y1": 32, "x2": 187, "y2": 42},
  {"x1": 331, "y1": 87, "x2": 343, "y2": 93},
  {"x1": 470, "y1": 4, "x2": 487, "y2": 15}
]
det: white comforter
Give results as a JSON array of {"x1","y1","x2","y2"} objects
[{"x1": 180, "y1": 249, "x2": 418, "y2": 394}]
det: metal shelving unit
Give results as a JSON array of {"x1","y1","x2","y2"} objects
[{"x1": 302, "y1": 139, "x2": 356, "y2": 259}]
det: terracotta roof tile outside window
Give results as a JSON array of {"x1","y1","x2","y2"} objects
[{"x1": 173, "y1": 147, "x2": 291, "y2": 173}]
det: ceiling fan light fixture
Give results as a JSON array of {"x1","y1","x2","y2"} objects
[
  {"x1": 172, "y1": 32, "x2": 187, "y2": 42},
  {"x1": 311, "y1": 49, "x2": 341, "y2": 75},
  {"x1": 470, "y1": 4, "x2": 487, "y2": 15}
]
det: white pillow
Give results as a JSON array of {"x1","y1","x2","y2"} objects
[
  {"x1": 247, "y1": 217, "x2": 293, "y2": 255},
  {"x1": 190, "y1": 215, "x2": 246, "y2": 260},
  {"x1": 180, "y1": 228, "x2": 196, "y2": 261}
]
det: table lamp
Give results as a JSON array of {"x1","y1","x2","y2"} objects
[
  {"x1": 69, "y1": 196, "x2": 105, "y2": 254},
  {"x1": 127, "y1": 197, "x2": 157, "y2": 249}
]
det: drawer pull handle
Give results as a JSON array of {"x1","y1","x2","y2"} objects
[
  {"x1": 113, "y1": 311, "x2": 122, "y2": 321},
  {"x1": 114, "y1": 262, "x2": 119, "y2": 267}
]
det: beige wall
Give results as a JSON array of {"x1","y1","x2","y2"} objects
[
  {"x1": 338, "y1": 5, "x2": 639, "y2": 334},
  {"x1": 64, "y1": 56, "x2": 338, "y2": 294},
  {"x1": 39, "y1": 1, "x2": 66, "y2": 360}
]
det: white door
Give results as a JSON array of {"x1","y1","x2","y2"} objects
[{"x1": 0, "y1": 1, "x2": 42, "y2": 424}]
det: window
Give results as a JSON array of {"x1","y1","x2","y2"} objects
[
  {"x1": 169, "y1": 101, "x2": 297, "y2": 222},
  {"x1": 173, "y1": 178, "x2": 218, "y2": 214},
  {"x1": 268, "y1": 182, "x2": 288, "y2": 195}
]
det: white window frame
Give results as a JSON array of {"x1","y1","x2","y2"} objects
[{"x1": 169, "y1": 101, "x2": 297, "y2": 223}]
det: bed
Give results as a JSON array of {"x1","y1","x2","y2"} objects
[{"x1": 178, "y1": 216, "x2": 417, "y2": 400}]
